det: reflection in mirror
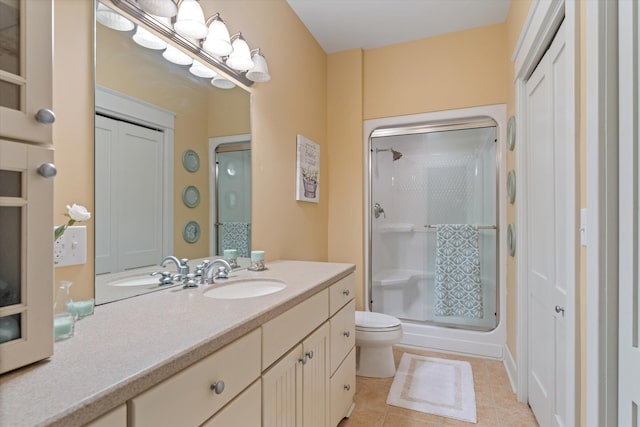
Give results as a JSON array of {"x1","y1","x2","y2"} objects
[{"x1": 94, "y1": 11, "x2": 251, "y2": 304}]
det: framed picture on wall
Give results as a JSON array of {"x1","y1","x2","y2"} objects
[{"x1": 296, "y1": 134, "x2": 320, "y2": 203}]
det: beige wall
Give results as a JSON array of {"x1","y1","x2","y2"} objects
[
  {"x1": 363, "y1": 24, "x2": 508, "y2": 120},
  {"x1": 327, "y1": 49, "x2": 365, "y2": 308},
  {"x1": 504, "y1": 0, "x2": 533, "y2": 360},
  {"x1": 53, "y1": 0, "x2": 95, "y2": 301}
]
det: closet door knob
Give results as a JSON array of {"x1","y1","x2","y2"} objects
[
  {"x1": 37, "y1": 163, "x2": 57, "y2": 178},
  {"x1": 344, "y1": 384, "x2": 351, "y2": 391},
  {"x1": 299, "y1": 355, "x2": 308, "y2": 365},
  {"x1": 343, "y1": 289, "x2": 350, "y2": 296},
  {"x1": 210, "y1": 380, "x2": 225, "y2": 394},
  {"x1": 305, "y1": 350, "x2": 314, "y2": 360},
  {"x1": 343, "y1": 331, "x2": 350, "y2": 338},
  {"x1": 35, "y1": 108, "x2": 56, "y2": 124}
]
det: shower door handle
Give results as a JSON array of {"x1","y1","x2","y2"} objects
[{"x1": 373, "y1": 203, "x2": 386, "y2": 219}]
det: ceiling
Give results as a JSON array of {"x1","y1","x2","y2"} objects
[{"x1": 286, "y1": 0, "x2": 511, "y2": 54}]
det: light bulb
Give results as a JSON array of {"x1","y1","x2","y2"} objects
[
  {"x1": 132, "y1": 26, "x2": 167, "y2": 50},
  {"x1": 226, "y1": 34, "x2": 254, "y2": 71},
  {"x1": 202, "y1": 15, "x2": 232, "y2": 57},
  {"x1": 246, "y1": 50, "x2": 271, "y2": 82},
  {"x1": 96, "y1": 3, "x2": 135, "y2": 31},
  {"x1": 190, "y1": 60, "x2": 217, "y2": 78},
  {"x1": 173, "y1": 0, "x2": 207, "y2": 39}
]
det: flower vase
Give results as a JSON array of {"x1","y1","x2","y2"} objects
[
  {"x1": 303, "y1": 178, "x2": 317, "y2": 198},
  {"x1": 53, "y1": 281, "x2": 75, "y2": 341}
]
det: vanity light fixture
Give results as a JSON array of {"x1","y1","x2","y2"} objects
[
  {"x1": 163, "y1": 44, "x2": 194, "y2": 65},
  {"x1": 189, "y1": 60, "x2": 218, "y2": 78},
  {"x1": 96, "y1": 2, "x2": 135, "y2": 31},
  {"x1": 202, "y1": 13, "x2": 233, "y2": 57},
  {"x1": 226, "y1": 33, "x2": 254, "y2": 71},
  {"x1": 246, "y1": 49, "x2": 271, "y2": 83},
  {"x1": 101, "y1": 0, "x2": 272, "y2": 87},
  {"x1": 174, "y1": 0, "x2": 208, "y2": 40},
  {"x1": 132, "y1": 25, "x2": 168, "y2": 50}
]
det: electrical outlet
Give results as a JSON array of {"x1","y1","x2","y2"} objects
[{"x1": 53, "y1": 225, "x2": 87, "y2": 267}]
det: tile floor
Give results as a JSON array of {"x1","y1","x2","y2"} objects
[{"x1": 339, "y1": 345, "x2": 539, "y2": 427}]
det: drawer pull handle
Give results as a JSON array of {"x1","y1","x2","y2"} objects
[
  {"x1": 299, "y1": 356, "x2": 308, "y2": 365},
  {"x1": 210, "y1": 380, "x2": 225, "y2": 394},
  {"x1": 344, "y1": 384, "x2": 351, "y2": 391},
  {"x1": 35, "y1": 108, "x2": 56, "y2": 124},
  {"x1": 343, "y1": 331, "x2": 350, "y2": 338},
  {"x1": 305, "y1": 350, "x2": 314, "y2": 360},
  {"x1": 343, "y1": 289, "x2": 350, "y2": 296}
]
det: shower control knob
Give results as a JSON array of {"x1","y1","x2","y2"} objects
[{"x1": 343, "y1": 331, "x2": 350, "y2": 338}]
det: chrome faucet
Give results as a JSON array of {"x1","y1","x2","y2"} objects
[
  {"x1": 201, "y1": 258, "x2": 232, "y2": 285},
  {"x1": 160, "y1": 256, "x2": 190, "y2": 277}
]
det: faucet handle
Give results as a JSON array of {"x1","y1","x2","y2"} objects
[
  {"x1": 151, "y1": 271, "x2": 174, "y2": 286},
  {"x1": 182, "y1": 273, "x2": 198, "y2": 289},
  {"x1": 180, "y1": 258, "x2": 189, "y2": 266},
  {"x1": 214, "y1": 266, "x2": 229, "y2": 280}
]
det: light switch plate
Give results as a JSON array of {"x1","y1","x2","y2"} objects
[{"x1": 54, "y1": 225, "x2": 87, "y2": 267}]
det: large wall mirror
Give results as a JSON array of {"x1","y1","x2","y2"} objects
[{"x1": 94, "y1": 7, "x2": 251, "y2": 304}]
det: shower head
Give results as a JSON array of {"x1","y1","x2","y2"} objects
[{"x1": 375, "y1": 147, "x2": 403, "y2": 161}]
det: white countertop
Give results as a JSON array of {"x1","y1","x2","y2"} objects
[{"x1": 0, "y1": 260, "x2": 355, "y2": 427}]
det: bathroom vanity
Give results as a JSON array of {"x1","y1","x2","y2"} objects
[{"x1": 0, "y1": 260, "x2": 356, "y2": 427}]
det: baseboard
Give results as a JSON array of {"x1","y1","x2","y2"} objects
[{"x1": 503, "y1": 344, "x2": 517, "y2": 393}]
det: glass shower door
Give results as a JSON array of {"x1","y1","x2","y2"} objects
[
  {"x1": 370, "y1": 124, "x2": 498, "y2": 331},
  {"x1": 216, "y1": 146, "x2": 251, "y2": 257}
]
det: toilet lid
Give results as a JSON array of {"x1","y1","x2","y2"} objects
[{"x1": 355, "y1": 311, "x2": 402, "y2": 329}]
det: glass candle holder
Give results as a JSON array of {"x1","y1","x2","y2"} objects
[
  {"x1": 249, "y1": 250, "x2": 265, "y2": 271},
  {"x1": 68, "y1": 299, "x2": 95, "y2": 319},
  {"x1": 223, "y1": 249, "x2": 238, "y2": 268},
  {"x1": 54, "y1": 313, "x2": 75, "y2": 341}
]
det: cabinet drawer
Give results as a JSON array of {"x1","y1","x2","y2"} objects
[
  {"x1": 85, "y1": 405, "x2": 126, "y2": 427},
  {"x1": 330, "y1": 300, "x2": 355, "y2": 375},
  {"x1": 329, "y1": 274, "x2": 354, "y2": 316},
  {"x1": 201, "y1": 380, "x2": 261, "y2": 427},
  {"x1": 262, "y1": 289, "x2": 328, "y2": 369},
  {"x1": 129, "y1": 328, "x2": 261, "y2": 427},
  {"x1": 330, "y1": 348, "x2": 356, "y2": 427}
]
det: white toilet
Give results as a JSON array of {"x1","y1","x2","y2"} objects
[{"x1": 355, "y1": 310, "x2": 403, "y2": 378}]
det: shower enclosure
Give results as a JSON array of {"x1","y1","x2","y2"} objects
[
  {"x1": 365, "y1": 106, "x2": 506, "y2": 358},
  {"x1": 210, "y1": 138, "x2": 251, "y2": 257}
]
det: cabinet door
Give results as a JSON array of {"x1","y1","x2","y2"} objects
[
  {"x1": 262, "y1": 344, "x2": 303, "y2": 427},
  {"x1": 0, "y1": 0, "x2": 53, "y2": 144},
  {"x1": 0, "y1": 140, "x2": 54, "y2": 374},
  {"x1": 303, "y1": 322, "x2": 330, "y2": 427},
  {"x1": 201, "y1": 380, "x2": 261, "y2": 427}
]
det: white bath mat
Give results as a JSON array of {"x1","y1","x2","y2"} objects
[{"x1": 387, "y1": 353, "x2": 477, "y2": 423}]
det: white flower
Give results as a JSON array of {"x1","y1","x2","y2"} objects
[{"x1": 66, "y1": 204, "x2": 91, "y2": 221}]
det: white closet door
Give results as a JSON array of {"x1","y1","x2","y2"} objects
[
  {"x1": 525, "y1": 21, "x2": 568, "y2": 427},
  {"x1": 618, "y1": 1, "x2": 640, "y2": 424},
  {"x1": 95, "y1": 114, "x2": 163, "y2": 274}
]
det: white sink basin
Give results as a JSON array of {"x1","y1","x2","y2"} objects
[
  {"x1": 203, "y1": 279, "x2": 287, "y2": 299},
  {"x1": 108, "y1": 276, "x2": 160, "y2": 287}
]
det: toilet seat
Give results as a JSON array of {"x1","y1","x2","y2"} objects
[{"x1": 355, "y1": 311, "x2": 402, "y2": 330}]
